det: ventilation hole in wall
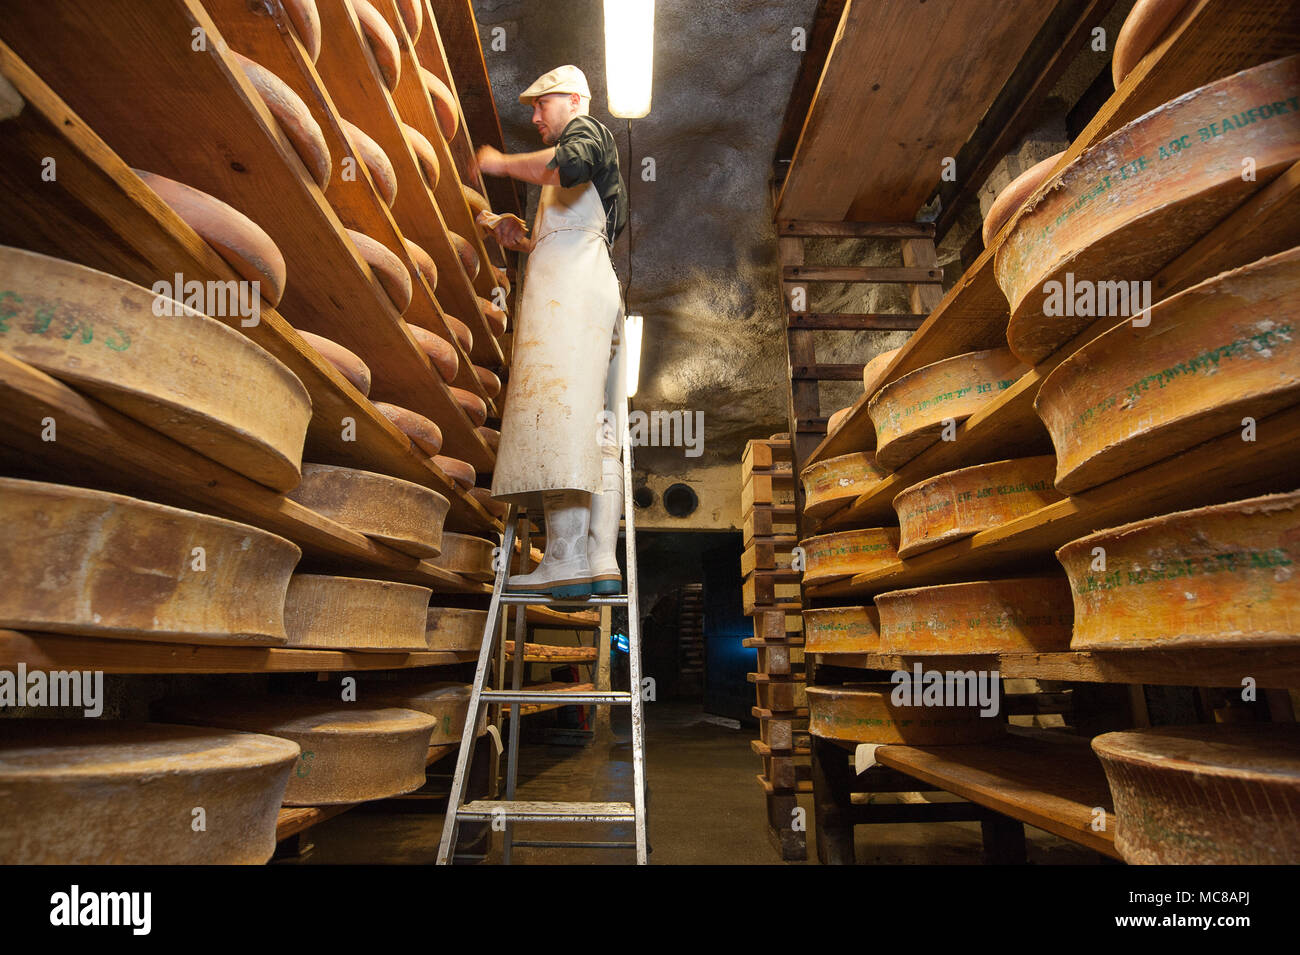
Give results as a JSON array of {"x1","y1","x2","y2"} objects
[
  {"x1": 662, "y1": 482, "x2": 698, "y2": 518},
  {"x1": 633, "y1": 486, "x2": 655, "y2": 509}
]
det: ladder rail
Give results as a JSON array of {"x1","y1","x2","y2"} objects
[
  {"x1": 622, "y1": 418, "x2": 649, "y2": 864},
  {"x1": 502, "y1": 516, "x2": 531, "y2": 864}
]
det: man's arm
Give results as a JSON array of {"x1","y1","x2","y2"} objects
[{"x1": 474, "y1": 146, "x2": 561, "y2": 186}]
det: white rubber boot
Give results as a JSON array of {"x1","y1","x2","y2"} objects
[
  {"x1": 506, "y1": 489, "x2": 593, "y2": 598},
  {"x1": 587, "y1": 456, "x2": 623, "y2": 594}
]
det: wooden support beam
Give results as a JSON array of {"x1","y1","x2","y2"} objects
[
  {"x1": 786, "y1": 313, "x2": 927, "y2": 330},
  {"x1": 783, "y1": 265, "x2": 943, "y2": 283},
  {"x1": 776, "y1": 220, "x2": 935, "y2": 238},
  {"x1": 790, "y1": 364, "x2": 865, "y2": 381}
]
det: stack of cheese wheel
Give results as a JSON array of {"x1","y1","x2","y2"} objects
[
  {"x1": 364, "y1": 682, "x2": 482, "y2": 747},
  {"x1": 800, "y1": 452, "x2": 889, "y2": 521},
  {"x1": 231, "y1": 51, "x2": 331, "y2": 188},
  {"x1": 426, "y1": 606, "x2": 489, "y2": 651},
  {"x1": 283, "y1": 575, "x2": 431, "y2": 652},
  {"x1": 0, "y1": 246, "x2": 312, "y2": 490},
  {"x1": 133, "y1": 169, "x2": 287, "y2": 306},
  {"x1": 868, "y1": 348, "x2": 1025, "y2": 469},
  {"x1": 800, "y1": 527, "x2": 900, "y2": 587},
  {"x1": 153, "y1": 696, "x2": 436, "y2": 805},
  {"x1": 807, "y1": 683, "x2": 1002, "y2": 744},
  {"x1": 981, "y1": 151, "x2": 1066, "y2": 246},
  {"x1": 299, "y1": 331, "x2": 372, "y2": 396},
  {"x1": 1036, "y1": 248, "x2": 1300, "y2": 494},
  {"x1": 893, "y1": 456, "x2": 1062, "y2": 557},
  {"x1": 1092, "y1": 723, "x2": 1300, "y2": 864},
  {"x1": 1058, "y1": 491, "x2": 1299, "y2": 650},
  {"x1": 429, "y1": 532, "x2": 496, "y2": 581},
  {"x1": 0, "y1": 722, "x2": 298, "y2": 864},
  {"x1": 287, "y1": 463, "x2": 449, "y2": 557},
  {"x1": 876, "y1": 577, "x2": 1074, "y2": 654},
  {"x1": 996, "y1": 54, "x2": 1300, "y2": 365},
  {"x1": 802, "y1": 606, "x2": 880, "y2": 654},
  {"x1": 0, "y1": 478, "x2": 299, "y2": 645}
]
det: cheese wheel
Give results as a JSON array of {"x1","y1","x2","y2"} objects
[
  {"x1": 230, "y1": 50, "x2": 330, "y2": 188},
  {"x1": 0, "y1": 722, "x2": 298, "y2": 864},
  {"x1": 1093, "y1": 724, "x2": 1300, "y2": 864},
  {"x1": 132, "y1": 168, "x2": 287, "y2": 307},
  {"x1": 0, "y1": 478, "x2": 299, "y2": 644},
  {"x1": 371, "y1": 401, "x2": 443, "y2": 455},
  {"x1": 800, "y1": 452, "x2": 888, "y2": 521},
  {"x1": 801, "y1": 527, "x2": 900, "y2": 587},
  {"x1": 1036, "y1": 247, "x2": 1300, "y2": 494},
  {"x1": 469, "y1": 486, "x2": 507, "y2": 518},
  {"x1": 981, "y1": 151, "x2": 1065, "y2": 246},
  {"x1": 366, "y1": 683, "x2": 481, "y2": 747},
  {"x1": 444, "y1": 313, "x2": 474, "y2": 352},
  {"x1": 298, "y1": 330, "x2": 371, "y2": 396},
  {"x1": 429, "y1": 532, "x2": 496, "y2": 581},
  {"x1": 477, "y1": 296, "x2": 507, "y2": 335},
  {"x1": 461, "y1": 183, "x2": 490, "y2": 216},
  {"x1": 346, "y1": 228, "x2": 412, "y2": 313},
  {"x1": 450, "y1": 385, "x2": 488, "y2": 426},
  {"x1": 802, "y1": 606, "x2": 880, "y2": 654},
  {"x1": 451, "y1": 232, "x2": 480, "y2": 280},
  {"x1": 868, "y1": 348, "x2": 1025, "y2": 470},
  {"x1": 420, "y1": 66, "x2": 460, "y2": 140},
  {"x1": 0, "y1": 247, "x2": 311, "y2": 490},
  {"x1": 152, "y1": 697, "x2": 436, "y2": 805},
  {"x1": 403, "y1": 238, "x2": 438, "y2": 291},
  {"x1": 893, "y1": 456, "x2": 1062, "y2": 558},
  {"x1": 395, "y1": 0, "x2": 422, "y2": 40},
  {"x1": 996, "y1": 56, "x2": 1300, "y2": 365},
  {"x1": 340, "y1": 118, "x2": 397, "y2": 206},
  {"x1": 350, "y1": 0, "x2": 400, "y2": 90},
  {"x1": 287, "y1": 463, "x2": 449, "y2": 557},
  {"x1": 490, "y1": 263, "x2": 512, "y2": 296},
  {"x1": 473, "y1": 365, "x2": 502, "y2": 398},
  {"x1": 825, "y1": 406, "x2": 852, "y2": 435},
  {"x1": 405, "y1": 322, "x2": 457, "y2": 381},
  {"x1": 475, "y1": 425, "x2": 501, "y2": 452},
  {"x1": 1111, "y1": 0, "x2": 1191, "y2": 87},
  {"x1": 283, "y1": 573, "x2": 432, "y2": 650},
  {"x1": 283, "y1": 0, "x2": 322, "y2": 63},
  {"x1": 426, "y1": 606, "x2": 489, "y2": 650},
  {"x1": 1057, "y1": 491, "x2": 1300, "y2": 650},
  {"x1": 404, "y1": 121, "x2": 440, "y2": 189},
  {"x1": 862, "y1": 347, "x2": 901, "y2": 394},
  {"x1": 807, "y1": 684, "x2": 1002, "y2": 745},
  {"x1": 876, "y1": 577, "x2": 1074, "y2": 654},
  {"x1": 434, "y1": 454, "x2": 476, "y2": 489}
]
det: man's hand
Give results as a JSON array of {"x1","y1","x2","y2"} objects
[
  {"x1": 473, "y1": 145, "x2": 506, "y2": 178},
  {"x1": 494, "y1": 218, "x2": 534, "y2": 253}
]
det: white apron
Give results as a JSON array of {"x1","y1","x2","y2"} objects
[{"x1": 491, "y1": 180, "x2": 623, "y2": 504}]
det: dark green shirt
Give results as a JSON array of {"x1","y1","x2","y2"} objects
[{"x1": 545, "y1": 115, "x2": 628, "y2": 247}]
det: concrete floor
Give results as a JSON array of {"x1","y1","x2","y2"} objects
[{"x1": 287, "y1": 702, "x2": 1103, "y2": 865}]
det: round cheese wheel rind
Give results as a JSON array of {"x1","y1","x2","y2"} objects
[
  {"x1": 802, "y1": 606, "x2": 880, "y2": 654},
  {"x1": 371, "y1": 401, "x2": 444, "y2": 456},
  {"x1": 404, "y1": 121, "x2": 441, "y2": 189},
  {"x1": 800, "y1": 527, "x2": 900, "y2": 587},
  {"x1": 351, "y1": 0, "x2": 401, "y2": 90},
  {"x1": 982, "y1": 150, "x2": 1065, "y2": 247},
  {"x1": 807, "y1": 683, "x2": 1002, "y2": 745},
  {"x1": 287, "y1": 463, "x2": 449, "y2": 558},
  {"x1": 282, "y1": 573, "x2": 432, "y2": 650},
  {"x1": 800, "y1": 451, "x2": 888, "y2": 521},
  {"x1": 340, "y1": 119, "x2": 397, "y2": 206},
  {"x1": 231, "y1": 50, "x2": 331, "y2": 189},
  {"x1": 429, "y1": 532, "x2": 496, "y2": 581},
  {"x1": 283, "y1": 0, "x2": 323, "y2": 63},
  {"x1": 346, "y1": 229, "x2": 413, "y2": 314},
  {"x1": 426, "y1": 606, "x2": 489, "y2": 650},
  {"x1": 298, "y1": 330, "x2": 372, "y2": 396},
  {"x1": 420, "y1": 66, "x2": 460, "y2": 140},
  {"x1": 876, "y1": 577, "x2": 1074, "y2": 654},
  {"x1": 450, "y1": 385, "x2": 488, "y2": 426},
  {"x1": 405, "y1": 322, "x2": 458, "y2": 382}
]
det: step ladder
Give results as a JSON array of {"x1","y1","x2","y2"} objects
[{"x1": 436, "y1": 418, "x2": 647, "y2": 865}]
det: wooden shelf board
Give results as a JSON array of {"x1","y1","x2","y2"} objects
[
  {"x1": 0, "y1": 629, "x2": 477, "y2": 674},
  {"x1": 874, "y1": 728, "x2": 1119, "y2": 858}
]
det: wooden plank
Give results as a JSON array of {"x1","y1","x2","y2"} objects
[
  {"x1": 777, "y1": 0, "x2": 1057, "y2": 220},
  {"x1": 0, "y1": 629, "x2": 476, "y2": 674},
  {"x1": 790, "y1": 363, "x2": 866, "y2": 381},
  {"x1": 809, "y1": 403, "x2": 1300, "y2": 599},
  {"x1": 0, "y1": 0, "x2": 495, "y2": 470},
  {"x1": 875, "y1": 729, "x2": 1119, "y2": 858},
  {"x1": 787, "y1": 313, "x2": 927, "y2": 330},
  {"x1": 502, "y1": 643, "x2": 598, "y2": 663},
  {"x1": 0, "y1": 37, "x2": 496, "y2": 533},
  {"x1": 782, "y1": 266, "x2": 942, "y2": 284},
  {"x1": 772, "y1": 0, "x2": 849, "y2": 167},
  {"x1": 776, "y1": 220, "x2": 934, "y2": 238},
  {"x1": 800, "y1": 0, "x2": 1300, "y2": 468}
]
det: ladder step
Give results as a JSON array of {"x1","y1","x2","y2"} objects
[
  {"x1": 457, "y1": 800, "x2": 635, "y2": 823},
  {"x1": 482, "y1": 690, "x2": 634, "y2": 705}
]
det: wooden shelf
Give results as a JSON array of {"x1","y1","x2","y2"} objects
[
  {"x1": 873, "y1": 728, "x2": 1119, "y2": 858},
  {"x1": 0, "y1": 629, "x2": 477, "y2": 674},
  {"x1": 808, "y1": 403, "x2": 1300, "y2": 599},
  {"x1": 0, "y1": 0, "x2": 495, "y2": 470},
  {"x1": 500, "y1": 682, "x2": 596, "y2": 717},
  {"x1": 803, "y1": 0, "x2": 1300, "y2": 469},
  {"x1": 503, "y1": 643, "x2": 598, "y2": 663},
  {"x1": 815, "y1": 646, "x2": 1300, "y2": 689}
]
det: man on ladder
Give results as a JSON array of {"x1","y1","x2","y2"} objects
[
  {"x1": 439, "y1": 65, "x2": 645, "y2": 865},
  {"x1": 474, "y1": 64, "x2": 629, "y2": 599}
]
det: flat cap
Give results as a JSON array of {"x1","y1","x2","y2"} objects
[{"x1": 519, "y1": 64, "x2": 591, "y2": 104}]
